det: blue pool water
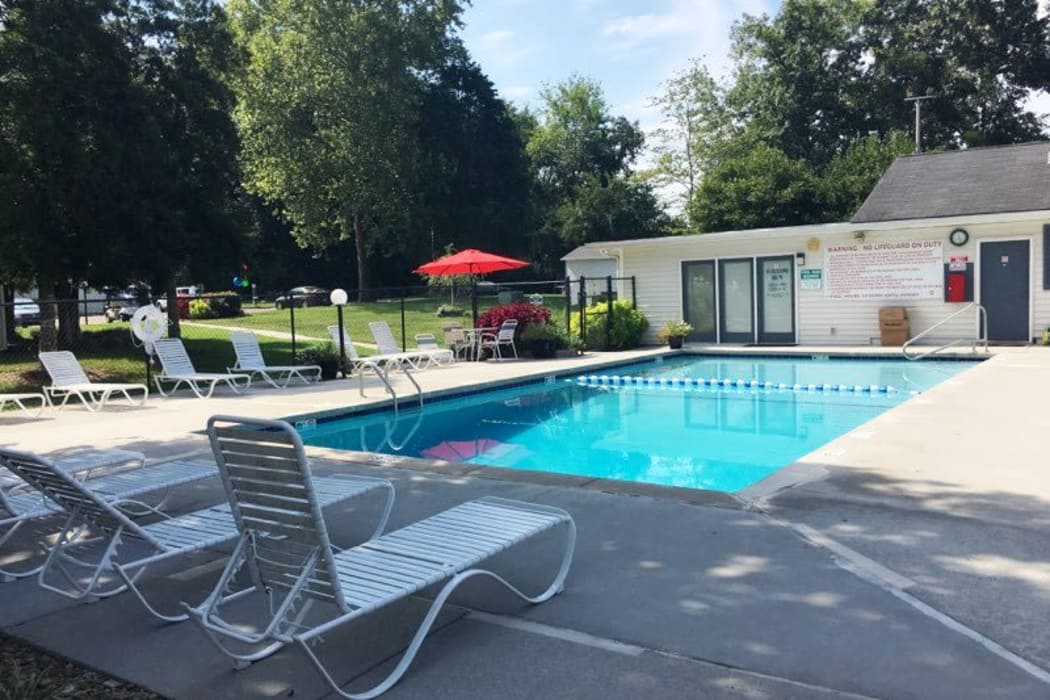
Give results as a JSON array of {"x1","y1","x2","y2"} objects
[{"x1": 297, "y1": 356, "x2": 977, "y2": 493}]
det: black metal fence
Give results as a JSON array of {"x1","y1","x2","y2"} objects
[{"x1": 0, "y1": 276, "x2": 637, "y2": 393}]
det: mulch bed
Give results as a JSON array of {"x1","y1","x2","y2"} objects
[{"x1": 0, "y1": 632, "x2": 159, "y2": 699}]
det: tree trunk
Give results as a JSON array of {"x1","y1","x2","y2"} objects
[
  {"x1": 37, "y1": 275, "x2": 57, "y2": 352},
  {"x1": 352, "y1": 212, "x2": 369, "y2": 302},
  {"x1": 56, "y1": 280, "x2": 81, "y2": 350},
  {"x1": 2, "y1": 285, "x2": 15, "y2": 345},
  {"x1": 165, "y1": 274, "x2": 181, "y2": 338}
]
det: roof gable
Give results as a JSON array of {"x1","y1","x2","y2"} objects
[{"x1": 852, "y1": 141, "x2": 1050, "y2": 223}]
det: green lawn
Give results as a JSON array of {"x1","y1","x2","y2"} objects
[
  {"x1": 191, "y1": 295, "x2": 571, "y2": 351},
  {"x1": 0, "y1": 295, "x2": 572, "y2": 393}
]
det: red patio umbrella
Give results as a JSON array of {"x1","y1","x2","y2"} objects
[
  {"x1": 422, "y1": 438, "x2": 527, "y2": 464},
  {"x1": 413, "y1": 248, "x2": 529, "y2": 276},
  {"x1": 414, "y1": 249, "x2": 530, "y2": 327}
]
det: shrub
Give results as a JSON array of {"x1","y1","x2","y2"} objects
[
  {"x1": 187, "y1": 294, "x2": 242, "y2": 320},
  {"x1": 435, "y1": 304, "x2": 465, "y2": 317},
  {"x1": 477, "y1": 301, "x2": 551, "y2": 339},
  {"x1": 657, "y1": 320, "x2": 693, "y2": 341},
  {"x1": 298, "y1": 342, "x2": 341, "y2": 380},
  {"x1": 519, "y1": 322, "x2": 568, "y2": 358},
  {"x1": 188, "y1": 299, "x2": 216, "y2": 319},
  {"x1": 570, "y1": 300, "x2": 647, "y2": 350}
]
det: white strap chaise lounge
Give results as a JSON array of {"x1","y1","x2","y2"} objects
[
  {"x1": 185, "y1": 415, "x2": 575, "y2": 698},
  {"x1": 370, "y1": 321, "x2": 453, "y2": 369},
  {"x1": 228, "y1": 330, "x2": 322, "y2": 388},
  {"x1": 0, "y1": 392, "x2": 47, "y2": 418},
  {"x1": 0, "y1": 448, "x2": 213, "y2": 582},
  {"x1": 39, "y1": 351, "x2": 148, "y2": 411},
  {"x1": 327, "y1": 325, "x2": 404, "y2": 374},
  {"x1": 0, "y1": 441, "x2": 393, "y2": 623},
  {"x1": 153, "y1": 337, "x2": 252, "y2": 398}
]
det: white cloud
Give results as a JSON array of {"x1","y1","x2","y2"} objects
[{"x1": 480, "y1": 30, "x2": 515, "y2": 46}]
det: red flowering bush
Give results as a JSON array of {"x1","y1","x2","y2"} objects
[{"x1": 477, "y1": 302, "x2": 551, "y2": 338}]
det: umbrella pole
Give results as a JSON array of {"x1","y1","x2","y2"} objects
[{"x1": 471, "y1": 273, "x2": 478, "y2": 330}]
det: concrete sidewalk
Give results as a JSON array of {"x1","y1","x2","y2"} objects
[{"x1": 2, "y1": 346, "x2": 1049, "y2": 699}]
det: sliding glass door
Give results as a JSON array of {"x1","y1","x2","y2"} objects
[{"x1": 681, "y1": 260, "x2": 716, "y2": 342}]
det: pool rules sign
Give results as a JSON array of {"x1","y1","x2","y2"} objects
[{"x1": 824, "y1": 240, "x2": 943, "y2": 300}]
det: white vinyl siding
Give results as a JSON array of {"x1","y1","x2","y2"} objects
[{"x1": 617, "y1": 215, "x2": 1049, "y2": 345}]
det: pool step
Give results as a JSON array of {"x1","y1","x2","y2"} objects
[{"x1": 573, "y1": 375, "x2": 902, "y2": 395}]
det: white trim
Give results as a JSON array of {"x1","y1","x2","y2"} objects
[{"x1": 975, "y1": 237, "x2": 1035, "y2": 342}]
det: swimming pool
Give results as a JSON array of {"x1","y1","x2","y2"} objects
[{"x1": 296, "y1": 355, "x2": 978, "y2": 493}]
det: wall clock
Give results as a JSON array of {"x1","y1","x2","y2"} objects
[{"x1": 949, "y1": 228, "x2": 969, "y2": 246}]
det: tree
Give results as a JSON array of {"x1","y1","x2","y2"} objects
[
  {"x1": 525, "y1": 76, "x2": 668, "y2": 273},
  {"x1": 0, "y1": 0, "x2": 145, "y2": 347},
  {"x1": 648, "y1": 57, "x2": 731, "y2": 223},
  {"x1": 230, "y1": 0, "x2": 463, "y2": 299},
  {"x1": 818, "y1": 132, "x2": 914, "y2": 220},
  {"x1": 416, "y1": 52, "x2": 531, "y2": 260},
  {"x1": 689, "y1": 144, "x2": 821, "y2": 232}
]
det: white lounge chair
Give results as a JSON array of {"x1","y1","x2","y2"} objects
[
  {"x1": 480, "y1": 318, "x2": 519, "y2": 360},
  {"x1": 370, "y1": 321, "x2": 453, "y2": 369},
  {"x1": 0, "y1": 441, "x2": 393, "y2": 621},
  {"x1": 185, "y1": 415, "x2": 575, "y2": 697},
  {"x1": 0, "y1": 449, "x2": 214, "y2": 582},
  {"x1": 153, "y1": 338, "x2": 252, "y2": 398},
  {"x1": 0, "y1": 392, "x2": 47, "y2": 418},
  {"x1": 39, "y1": 351, "x2": 148, "y2": 411},
  {"x1": 415, "y1": 333, "x2": 456, "y2": 365},
  {"x1": 228, "y1": 330, "x2": 321, "y2": 388},
  {"x1": 326, "y1": 325, "x2": 403, "y2": 374}
]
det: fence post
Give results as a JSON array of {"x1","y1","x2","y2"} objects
[
  {"x1": 400, "y1": 287, "x2": 407, "y2": 352},
  {"x1": 563, "y1": 277, "x2": 572, "y2": 338},
  {"x1": 631, "y1": 275, "x2": 637, "y2": 309},
  {"x1": 577, "y1": 276, "x2": 587, "y2": 347},
  {"x1": 289, "y1": 289, "x2": 296, "y2": 361},
  {"x1": 605, "y1": 275, "x2": 613, "y2": 350}
]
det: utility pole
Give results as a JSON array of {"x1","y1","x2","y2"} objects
[{"x1": 904, "y1": 95, "x2": 934, "y2": 152}]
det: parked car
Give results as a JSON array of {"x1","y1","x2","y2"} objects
[
  {"x1": 13, "y1": 297, "x2": 41, "y2": 326},
  {"x1": 274, "y1": 286, "x2": 330, "y2": 309},
  {"x1": 156, "y1": 286, "x2": 199, "y2": 313}
]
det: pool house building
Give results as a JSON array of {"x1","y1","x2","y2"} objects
[{"x1": 565, "y1": 141, "x2": 1050, "y2": 346}]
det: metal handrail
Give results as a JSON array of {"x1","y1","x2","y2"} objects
[
  {"x1": 357, "y1": 360, "x2": 400, "y2": 414},
  {"x1": 902, "y1": 302, "x2": 989, "y2": 360},
  {"x1": 395, "y1": 364, "x2": 424, "y2": 410}
]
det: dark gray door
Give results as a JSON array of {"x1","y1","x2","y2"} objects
[
  {"x1": 681, "y1": 261, "x2": 716, "y2": 342},
  {"x1": 980, "y1": 240, "x2": 1030, "y2": 343}
]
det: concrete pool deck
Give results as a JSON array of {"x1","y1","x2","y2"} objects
[{"x1": 1, "y1": 345, "x2": 1048, "y2": 699}]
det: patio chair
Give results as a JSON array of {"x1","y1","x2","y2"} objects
[
  {"x1": 0, "y1": 441, "x2": 393, "y2": 623},
  {"x1": 480, "y1": 319, "x2": 519, "y2": 360},
  {"x1": 442, "y1": 325, "x2": 473, "y2": 361},
  {"x1": 185, "y1": 415, "x2": 575, "y2": 697},
  {"x1": 153, "y1": 338, "x2": 252, "y2": 398},
  {"x1": 327, "y1": 325, "x2": 404, "y2": 374},
  {"x1": 0, "y1": 449, "x2": 214, "y2": 582},
  {"x1": 228, "y1": 330, "x2": 321, "y2": 388},
  {"x1": 415, "y1": 333, "x2": 456, "y2": 365},
  {"x1": 369, "y1": 321, "x2": 453, "y2": 369},
  {"x1": 39, "y1": 351, "x2": 148, "y2": 411},
  {"x1": 0, "y1": 392, "x2": 47, "y2": 418}
]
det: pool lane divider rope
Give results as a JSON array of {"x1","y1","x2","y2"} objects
[{"x1": 574, "y1": 375, "x2": 905, "y2": 395}]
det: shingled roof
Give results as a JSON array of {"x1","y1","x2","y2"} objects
[{"x1": 851, "y1": 141, "x2": 1050, "y2": 223}]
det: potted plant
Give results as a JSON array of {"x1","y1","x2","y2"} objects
[
  {"x1": 519, "y1": 322, "x2": 568, "y2": 359},
  {"x1": 298, "y1": 342, "x2": 341, "y2": 380},
  {"x1": 658, "y1": 320, "x2": 693, "y2": 349}
]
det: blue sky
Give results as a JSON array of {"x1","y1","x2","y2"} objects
[
  {"x1": 461, "y1": 0, "x2": 1050, "y2": 135},
  {"x1": 461, "y1": 0, "x2": 781, "y2": 131}
]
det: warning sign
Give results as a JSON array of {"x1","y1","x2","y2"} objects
[{"x1": 824, "y1": 241, "x2": 943, "y2": 300}]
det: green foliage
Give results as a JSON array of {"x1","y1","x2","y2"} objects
[
  {"x1": 819, "y1": 132, "x2": 915, "y2": 220},
  {"x1": 690, "y1": 145, "x2": 822, "y2": 231},
  {"x1": 518, "y1": 321, "x2": 568, "y2": 358},
  {"x1": 570, "y1": 300, "x2": 648, "y2": 351},
  {"x1": 526, "y1": 76, "x2": 669, "y2": 273},
  {"x1": 298, "y1": 342, "x2": 341, "y2": 364},
  {"x1": 435, "y1": 304, "x2": 465, "y2": 317},
  {"x1": 657, "y1": 320, "x2": 694, "y2": 341},
  {"x1": 188, "y1": 294, "x2": 242, "y2": 319}
]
